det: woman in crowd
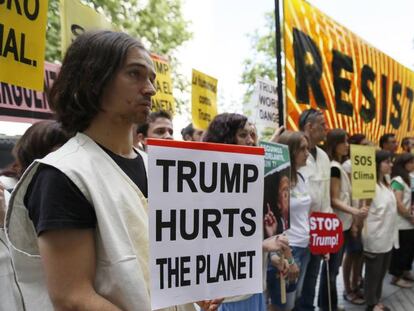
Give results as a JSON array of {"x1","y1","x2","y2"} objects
[
  {"x1": 0, "y1": 120, "x2": 71, "y2": 310},
  {"x1": 266, "y1": 131, "x2": 311, "y2": 311},
  {"x1": 388, "y1": 153, "x2": 414, "y2": 288},
  {"x1": 362, "y1": 150, "x2": 398, "y2": 311},
  {"x1": 319, "y1": 129, "x2": 368, "y2": 311},
  {"x1": 203, "y1": 113, "x2": 289, "y2": 311},
  {"x1": 341, "y1": 133, "x2": 370, "y2": 304}
]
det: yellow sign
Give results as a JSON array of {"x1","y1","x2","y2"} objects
[
  {"x1": 151, "y1": 54, "x2": 175, "y2": 116},
  {"x1": 0, "y1": 0, "x2": 49, "y2": 91},
  {"x1": 191, "y1": 69, "x2": 218, "y2": 130},
  {"x1": 60, "y1": 0, "x2": 113, "y2": 55},
  {"x1": 350, "y1": 145, "x2": 376, "y2": 199},
  {"x1": 284, "y1": 0, "x2": 414, "y2": 144}
]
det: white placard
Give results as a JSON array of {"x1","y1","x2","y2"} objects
[
  {"x1": 148, "y1": 140, "x2": 264, "y2": 310},
  {"x1": 252, "y1": 77, "x2": 279, "y2": 139}
]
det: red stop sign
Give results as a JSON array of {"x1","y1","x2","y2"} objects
[{"x1": 309, "y1": 212, "x2": 344, "y2": 255}]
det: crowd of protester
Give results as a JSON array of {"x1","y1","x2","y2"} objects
[{"x1": 1, "y1": 30, "x2": 414, "y2": 311}]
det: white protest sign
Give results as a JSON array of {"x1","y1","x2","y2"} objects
[
  {"x1": 252, "y1": 77, "x2": 278, "y2": 139},
  {"x1": 147, "y1": 139, "x2": 264, "y2": 310}
]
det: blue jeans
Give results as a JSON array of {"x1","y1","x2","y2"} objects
[
  {"x1": 267, "y1": 246, "x2": 310, "y2": 309},
  {"x1": 295, "y1": 253, "x2": 322, "y2": 311}
]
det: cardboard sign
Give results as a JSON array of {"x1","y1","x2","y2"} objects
[
  {"x1": 0, "y1": 0, "x2": 49, "y2": 90},
  {"x1": 350, "y1": 144, "x2": 376, "y2": 199},
  {"x1": 191, "y1": 69, "x2": 218, "y2": 130},
  {"x1": 60, "y1": 0, "x2": 113, "y2": 55},
  {"x1": 284, "y1": 0, "x2": 414, "y2": 144},
  {"x1": 0, "y1": 61, "x2": 60, "y2": 123},
  {"x1": 147, "y1": 139, "x2": 264, "y2": 310},
  {"x1": 260, "y1": 141, "x2": 291, "y2": 231},
  {"x1": 252, "y1": 78, "x2": 278, "y2": 140},
  {"x1": 309, "y1": 212, "x2": 344, "y2": 255},
  {"x1": 150, "y1": 54, "x2": 175, "y2": 115}
]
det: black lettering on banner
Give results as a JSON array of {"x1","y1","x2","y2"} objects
[
  {"x1": 151, "y1": 98, "x2": 174, "y2": 115},
  {"x1": 71, "y1": 24, "x2": 85, "y2": 41},
  {"x1": 0, "y1": 0, "x2": 40, "y2": 21},
  {"x1": 167, "y1": 257, "x2": 180, "y2": 289},
  {"x1": 33, "y1": 87, "x2": 43, "y2": 108},
  {"x1": 360, "y1": 65, "x2": 376, "y2": 123},
  {"x1": 406, "y1": 87, "x2": 414, "y2": 132},
  {"x1": 156, "y1": 256, "x2": 191, "y2": 289},
  {"x1": 223, "y1": 208, "x2": 240, "y2": 237},
  {"x1": 354, "y1": 155, "x2": 372, "y2": 166},
  {"x1": 240, "y1": 208, "x2": 256, "y2": 236},
  {"x1": 292, "y1": 28, "x2": 326, "y2": 108},
  {"x1": 156, "y1": 258, "x2": 167, "y2": 289},
  {"x1": 162, "y1": 81, "x2": 172, "y2": 95},
  {"x1": 196, "y1": 255, "x2": 206, "y2": 285},
  {"x1": 156, "y1": 209, "x2": 176, "y2": 241},
  {"x1": 177, "y1": 161, "x2": 197, "y2": 192},
  {"x1": 0, "y1": 24, "x2": 35, "y2": 66},
  {"x1": 380, "y1": 74, "x2": 388, "y2": 126},
  {"x1": 1, "y1": 82, "x2": 13, "y2": 103},
  {"x1": 202, "y1": 209, "x2": 222, "y2": 238},
  {"x1": 11, "y1": 85, "x2": 22, "y2": 106},
  {"x1": 156, "y1": 159, "x2": 176, "y2": 192},
  {"x1": 180, "y1": 209, "x2": 199, "y2": 240},
  {"x1": 155, "y1": 61, "x2": 169, "y2": 75},
  {"x1": 242, "y1": 164, "x2": 258, "y2": 192},
  {"x1": 332, "y1": 50, "x2": 354, "y2": 116},
  {"x1": 390, "y1": 81, "x2": 402, "y2": 129},
  {"x1": 220, "y1": 163, "x2": 241, "y2": 193},
  {"x1": 199, "y1": 162, "x2": 217, "y2": 193},
  {"x1": 198, "y1": 109, "x2": 211, "y2": 122},
  {"x1": 23, "y1": 88, "x2": 32, "y2": 107}
]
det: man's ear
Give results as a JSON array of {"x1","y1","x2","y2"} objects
[{"x1": 184, "y1": 134, "x2": 192, "y2": 141}]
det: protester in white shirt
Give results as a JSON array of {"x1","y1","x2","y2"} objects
[
  {"x1": 268, "y1": 131, "x2": 311, "y2": 311},
  {"x1": 388, "y1": 153, "x2": 414, "y2": 288},
  {"x1": 296, "y1": 108, "x2": 331, "y2": 311},
  {"x1": 318, "y1": 129, "x2": 368, "y2": 310},
  {"x1": 362, "y1": 150, "x2": 398, "y2": 311}
]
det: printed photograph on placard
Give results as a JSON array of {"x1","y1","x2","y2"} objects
[{"x1": 260, "y1": 141, "x2": 291, "y2": 233}]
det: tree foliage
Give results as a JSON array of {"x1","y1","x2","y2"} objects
[
  {"x1": 240, "y1": 12, "x2": 276, "y2": 104},
  {"x1": 46, "y1": 0, "x2": 192, "y2": 61},
  {"x1": 45, "y1": 0, "x2": 192, "y2": 113}
]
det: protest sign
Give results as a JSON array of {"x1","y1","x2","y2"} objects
[
  {"x1": 150, "y1": 54, "x2": 175, "y2": 115},
  {"x1": 147, "y1": 139, "x2": 264, "y2": 310},
  {"x1": 284, "y1": 0, "x2": 414, "y2": 144},
  {"x1": 60, "y1": 0, "x2": 113, "y2": 55},
  {"x1": 191, "y1": 69, "x2": 218, "y2": 130},
  {"x1": 252, "y1": 78, "x2": 278, "y2": 140},
  {"x1": 260, "y1": 141, "x2": 290, "y2": 232},
  {"x1": 0, "y1": 0, "x2": 49, "y2": 90},
  {"x1": 309, "y1": 212, "x2": 344, "y2": 255},
  {"x1": 0, "y1": 61, "x2": 60, "y2": 123},
  {"x1": 350, "y1": 144, "x2": 376, "y2": 199}
]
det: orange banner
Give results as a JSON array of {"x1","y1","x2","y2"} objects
[{"x1": 284, "y1": 0, "x2": 414, "y2": 143}]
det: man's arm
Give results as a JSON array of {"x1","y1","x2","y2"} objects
[{"x1": 38, "y1": 228, "x2": 122, "y2": 311}]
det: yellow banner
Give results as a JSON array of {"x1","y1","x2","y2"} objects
[
  {"x1": 151, "y1": 54, "x2": 175, "y2": 116},
  {"x1": 191, "y1": 69, "x2": 218, "y2": 130},
  {"x1": 60, "y1": 0, "x2": 113, "y2": 55},
  {"x1": 284, "y1": 0, "x2": 414, "y2": 144},
  {"x1": 0, "y1": 1, "x2": 49, "y2": 91},
  {"x1": 350, "y1": 145, "x2": 376, "y2": 199}
]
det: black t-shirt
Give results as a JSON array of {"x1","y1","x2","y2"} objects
[
  {"x1": 24, "y1": 146, "x2": 147, "y2": 235},
  {"x1": 331, "y1": 166, "x2": 341, "y2": 178}
]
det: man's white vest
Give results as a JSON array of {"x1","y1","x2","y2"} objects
[{"x1": 5, "y1": 133, "x2": 194, "y2": 311}]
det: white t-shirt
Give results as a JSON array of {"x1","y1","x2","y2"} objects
[
  {"x1": 286, "y1": 173, "x2": 312, "y2": 248},
  {"x1": 362, "y1": 183, "x2": 399, "y2": 253},
  {"x1": 391, "y1": 176, "x2": 414, "y2": 230},
  {"x1": 299, "y1": 146, "x2": 332, "y2": 213}
]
